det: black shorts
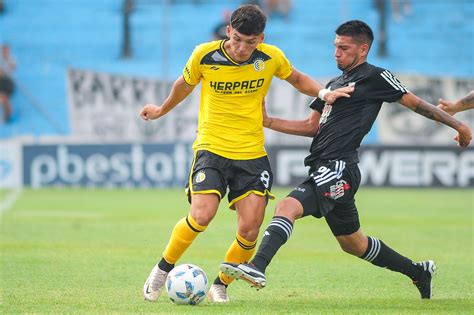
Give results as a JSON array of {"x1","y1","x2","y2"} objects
[
  {"x1": 287, "y1": 160, "x2": 361, "y2": 236},
  {"x1": 0, "y1": 75, "x2": 14, "y2": 96},
  {"x1": 186, "y1": 150, "x2": 275, "y2": 209}
]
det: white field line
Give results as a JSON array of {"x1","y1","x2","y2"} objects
[{"x1": 0, "y1": 188, "x2": 22, "y2": 216}]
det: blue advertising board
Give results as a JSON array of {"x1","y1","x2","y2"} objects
[
  {"x1": 22, "y1": 143, "x2": 474, "y2": 188},
  {"x1": 23, "y1": 143, "x2": 194, "y2": 188}
]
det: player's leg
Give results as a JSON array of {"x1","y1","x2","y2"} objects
[
  {"x1": 220, "y1": 169, "x2": 324, "y2": 289},
  {"x1": 329, "y1": 211, "x2": 436, "y2": 299},
  {"x1": 229, "y1": 162, "x2": 351, "y2": 286},
  {"x1": 210, "y1": 193, "x2": 267, "y2": 302},
  {"x1": 164, "y1": 193, "x2": 220, "y2": 264},
  {"x1": 144, "y1": 151, "x2": 226, "y2": 302},
  {"x1": 144, "y1": 193, "x2": 219, "y2": 302},
  {"x1": 249, "y1": 196, "x2": 302, "y2": 273},
  {"x1": 334, "y1": 226, "x2": 422, "y2": 275},
  {"x1": 210, "y1": 155, "x2": 274, "y2": 300},
  {"x1": 317, "y1": 161, "x2": 435, "y2": 299},
  {"x1": 225, "y1": 193, "x2": 267, "y2": 278},
  {"x1": 220, "y1": 190, "x2": 308, "y2": 289}
]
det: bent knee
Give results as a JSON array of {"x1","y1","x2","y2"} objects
[
  {"x1": 338, "y1": 241, "x2": 366, "y2": 256},
  {"x1": 191, "y1": 212, "x2": 214, "y2": 226},
  {"x1": 238, "y1": 221, "x2": 262, "y2": 241},
  {"x1": 189, "y1": 205, "x2": 215, "y2": 226},
  {"x1": 274, "y1": 198, "x2": 302, "y2": 221},
  {"x1": 190, "y1": 194, "x2": 219, "y2": 225},
  {"x1": 339, "y1": 243, "x2": 355, "y2": 255}
]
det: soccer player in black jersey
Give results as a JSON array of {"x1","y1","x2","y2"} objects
[{"x1": 220, "y1": 20, "x2": 472, "y2": 299}]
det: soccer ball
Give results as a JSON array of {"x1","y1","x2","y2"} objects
[{"x1": 166, "y1": 263, "x2": 208, "y2": 305}]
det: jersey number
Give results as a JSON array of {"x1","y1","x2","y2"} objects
[
  {"x1": 319, "y1": 104, "x2": 332, "y2": 124},
  {"x1": 260, "y1": 171, "x2": 270, "y2": 188}
]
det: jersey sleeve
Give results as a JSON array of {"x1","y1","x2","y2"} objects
[
  {"x1": 273, "y1": 47, "x2": 292, "y2": 80},
  {"x1": 309, "y1": 97, "x2": 325, "y2": 113},
  {"x1": 369, "y1": 69, "x2": 409, "y2": 102},
  {"x1": 309, "y1": 79, "x2": 335, "y2": 113},
  {"x1": 182, "y1": 46, "x2": 203, "y2": 86}
]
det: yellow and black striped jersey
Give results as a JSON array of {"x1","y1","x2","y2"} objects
[{"x1": 183, "y1": 39, "x2": 292, "y2": 160}]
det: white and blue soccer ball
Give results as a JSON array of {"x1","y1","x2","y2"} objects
[{"x1": 166, "y1": 263, "x2": 208, "y2": 305}]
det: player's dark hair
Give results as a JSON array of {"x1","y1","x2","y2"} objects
[
  {"x1": 230, "y1": 4, "x2": 266, "y2": 36},
  {"x1": 336, "y1": 20, "x2": 374, "y2": 49}
]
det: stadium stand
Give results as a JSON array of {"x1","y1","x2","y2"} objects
[{"x1": 0, "y1": 0, "x2": 472, "y2": 138}]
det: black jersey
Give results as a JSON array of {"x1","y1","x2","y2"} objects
[{"x1": 305, "y1": 62, "x2": 408, "y2": 168}]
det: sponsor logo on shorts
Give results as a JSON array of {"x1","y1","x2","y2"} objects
[
  {"x1": 294, "y1": 187, "x2": 306, "y2": 193},
  {"x1": 324, "y1": 179, "x2": 350, "y2": 199},
  {"x1": 195, "y1": 171, "x2": 206, "y2": 183}
]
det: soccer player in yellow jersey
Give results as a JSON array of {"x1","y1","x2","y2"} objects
[{"x1": 139, "y1": 4, "x2": 353, "y2": 303}]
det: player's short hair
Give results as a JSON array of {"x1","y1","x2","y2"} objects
[
  {"x1": 230, "y1": 4, "x2": 267, "y2": 36},
  {"x1": 336, "y1": 20, "x2": 374, "y2": 49}
]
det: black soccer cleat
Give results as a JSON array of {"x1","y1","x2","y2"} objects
[
  {"x1": 413, "y1": 260, "x2": 437, "y2": 299},
  {"x1": 220, "y1": 262, "x2": 267, "y2": 289}
]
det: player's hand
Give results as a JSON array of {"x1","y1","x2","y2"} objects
[
  {"x1": 140, "y1": 104, "x2": 162, "y2": 121},
  {"x1": 455, "y1": 122, "x2": 472, "y2": 148},
  {"x1": 324, "y1": 85, "x2": 354, "y2": 105},
  {"x1": 437, "y1": 98, "x2": 457, "y2": 116}
]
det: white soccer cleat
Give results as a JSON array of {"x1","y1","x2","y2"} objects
[
  {"x1": 219, "y1": 262, "x2": 267, "y2": 289},
  {"x1": 143, "y1": 264, "x2": 168, "y2": 302},
  {"x1": 208, "y1": 283, "x2": 230, "y2": 303}
]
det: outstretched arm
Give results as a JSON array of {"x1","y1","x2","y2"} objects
[
  {"x1": 399, "y1": 92, "x2": 472, "y2": 147},
  {"x1": 140, "y1": 76, "x2": 195, "y2": 120},
  {"x1": 285, "y1": 68, "x2": 354, "y2": 104},
  {"x1": 438, "y1": 90, "x2": 474, "y2": 115},
  {"x1": 262, "y1": 100, "x2": 320, "y2": 137}
]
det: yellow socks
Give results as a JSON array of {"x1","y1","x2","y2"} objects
[
  {"x1": 219, "y1": 233, "x2": 257, "y2": 285},
  {"x1": 162, "y1": 214, "x2": 207, "y2": 264},
  {"x1": 162, "y1": 216, "x2": 257, "y2": 287}
]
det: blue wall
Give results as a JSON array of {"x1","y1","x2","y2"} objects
[{"x1": 0, "y1": 0, "x2": 473, "y2": 138}]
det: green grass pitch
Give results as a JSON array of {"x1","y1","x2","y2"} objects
[{"x1": 1, "y1": 188, "x2": 473, "y2": 314}]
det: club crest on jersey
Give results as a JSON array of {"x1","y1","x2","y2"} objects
[
  {"x1": 324, "y1": 180, "x2": 350, "y2": 199},
  {"x1": 195, "y1": 171, "x2": 206, "y2": 183},
  {"x1": 253, "y1": 58, "x2": 265, "y2": 71}
]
